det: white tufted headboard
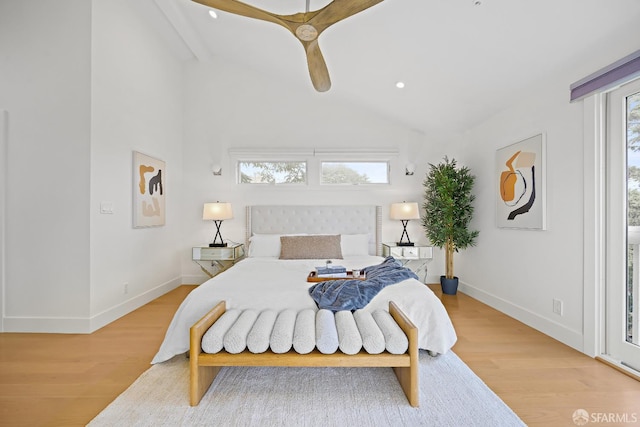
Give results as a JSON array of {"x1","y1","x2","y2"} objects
[{"x1": 246, "y1": 205, "x2": 382, "y2": 256}]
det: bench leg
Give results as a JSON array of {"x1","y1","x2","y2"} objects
[
  {"x1": 190, "y1": 361, "x2": 221, "y2": 406},
  {"x1": 393, "y1": 365, "x2": 419, "y2": 407}
]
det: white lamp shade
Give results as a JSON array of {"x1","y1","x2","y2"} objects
[
  {"x1": 203, "y1": 202, "x2": 233, "y2": 220},
  {"x1": 389, "y1": 202, "x2": 420, "y2": 220}
]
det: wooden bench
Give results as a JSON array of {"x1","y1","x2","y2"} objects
[{"x1": 189, "y1": 301, "x2": 419, "y2": 407}]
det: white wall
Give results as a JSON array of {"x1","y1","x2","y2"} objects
[
  {"x1": 180, "y1": 60, "x2": 450, "y2": 284},
  {"x1": 453, "y1": 28, "x2": 640, "y2": 352},
  {"x1": 1, "y1": 111, "x2": 7, "y2": 332},
  {"x1": 455, "y1": 80, "x2": 586, "y2": 349},
  {"x1": 6, "y1": 0, "x2": 635, "y2": 351},
  {"x1": 89, "y1": 0, "x2": 184, "y2": 329},
  {"x1": 0, "y1": 0, "x2": 184, "y2": 332},
  {"x1": 0, "y1": 0, "x2": 92, "y2": 331}
]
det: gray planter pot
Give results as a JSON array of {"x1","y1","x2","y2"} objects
[{"x1": 440, "y1": 276, "x2": 459, "y2": 295}]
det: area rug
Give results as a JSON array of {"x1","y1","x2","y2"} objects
[{"x1": 88, "y1": 351, "x2": 525, "y2": 426}]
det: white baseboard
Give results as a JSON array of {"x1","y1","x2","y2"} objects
[
  {"x1": 2, "y1": 277, "x2": 183, "y2": 333},
  {"x1": 458, "y1": 280, "x2": 585, "y2": 353},
  {"x1": 89, "y1": 276, "x2": 183, "y2": 332},
  {"x1": 182, "y1": 274, "x2": 208, "y2": 285}
]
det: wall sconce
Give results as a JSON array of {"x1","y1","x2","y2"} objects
[
  {"x1": 389, "y1": 202, "x2": 420, "y2": 246},
  {"x1": 203, "y1": 202, "x2": 233, "y2": 247},
  {"x1": 405, "y1": 163, "x2": 416, "y2": 176},
  {"x1": 211, "y1": 164, "x2": 222, "y2": 176}
]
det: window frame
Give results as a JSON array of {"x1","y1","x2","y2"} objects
[{"x1": 229, "y1": 147, "x2": 397, "y2": 187}]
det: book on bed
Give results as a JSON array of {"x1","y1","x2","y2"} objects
[{"x1": 315, "y1": 265, "x2": 347, "y2": 277}]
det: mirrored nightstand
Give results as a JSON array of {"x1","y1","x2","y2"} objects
[
  {"x1": 192, "y1": 243, "x2": 245, "y2": 278},
  {"x1": 382, "y1": 242, "x2": 432, "y2": 282}
]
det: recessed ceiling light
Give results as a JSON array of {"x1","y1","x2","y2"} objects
[
  {"x1": 395, "y1": 81, "x2": 405, "y2": 89},
  {"x1": 208, "y1": 10, "x2": 218, "y2": 19}
]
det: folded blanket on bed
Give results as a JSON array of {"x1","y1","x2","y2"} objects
[{"x1": 308, "y1": 257, "x2": 419, "y2": 311}]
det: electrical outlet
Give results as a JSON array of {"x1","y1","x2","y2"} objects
[
  {"x1": 100, "y1": 201, "x2": 114, "y2": 214},
  {"x1": 553, "y1": 298, "x2": 563, "y2": 315},
  {"x1": 124, "y1": 282, "x2": 129, "y2": 294}
]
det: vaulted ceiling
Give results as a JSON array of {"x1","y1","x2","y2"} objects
[{"x1": 140, "y1": 0, "x2": 640, "y2": 134}]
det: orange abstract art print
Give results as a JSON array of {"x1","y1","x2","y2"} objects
[
  {"x1": 496, "y1": 134, "x2": 546, "y2": 229},
  {"x1": 133, "y1": 151, "x2": 165, "y2": 228}
]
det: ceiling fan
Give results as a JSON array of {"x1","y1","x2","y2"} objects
[{"x1": 191, "y1": 0, "x2": 386, "y2": 92}]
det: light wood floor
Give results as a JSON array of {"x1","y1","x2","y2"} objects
[{"x1": 0, "y1": 285, "x2": 639, "y2": 427}]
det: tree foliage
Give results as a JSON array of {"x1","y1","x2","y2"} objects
[
  {"x1": 240, "y1": 162, "x2": 306, "y2": 184},
  {"x1": 422, "y1": 157, "x2": 479, "y2": 279},
  {"x1": 628, "y1": 93, "x2": 640, "y2": 151},
  {"x1": 628, "y1": 94, "x2": 640, "y2": 225},
  {"x1": 321, "y1": 164, "x2": 370, "y2": 184}
]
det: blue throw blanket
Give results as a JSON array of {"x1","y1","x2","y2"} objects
[{"x1": 308, "y1": 256, "x2": 419, "y2": 311}]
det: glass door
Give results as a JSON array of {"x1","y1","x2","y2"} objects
[{"x1": 606, "y1": 79, "x2": 640, "y2": 370}]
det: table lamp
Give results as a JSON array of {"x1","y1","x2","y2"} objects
[
  {"x1": 203, "y1": 202, "x2": 233, "y2": 247},
  {"x1": 389, "y1": 202, "x2": 420, "y2": 246}
]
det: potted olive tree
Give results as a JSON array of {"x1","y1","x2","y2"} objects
[{"x1": 422, "y1": 157, "x2": 479, "y2": 295}]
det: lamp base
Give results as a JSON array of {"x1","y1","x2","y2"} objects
[
  {"x1": 396, "y1": 242, "x2": 414, "y2": 246},
  {"x1": 209, "y1": 243, "x2": 227, "y2": 247}
]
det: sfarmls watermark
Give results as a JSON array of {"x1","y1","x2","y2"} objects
[{"x1": 573, "y1": 409, "x2": 638, "y2": 425}]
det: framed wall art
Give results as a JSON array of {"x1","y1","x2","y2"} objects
[
  {"x1": 133, "y1": 151, "x2": 165, "y2": 228},
  {"x1": 496, "y1": 133, "x2": 546, "y2": 230}
]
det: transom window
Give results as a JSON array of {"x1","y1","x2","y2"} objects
[
  {"x1": 320, "y1": 161, "x2": 390, "y2": 185},
  {"x1": 238, "y1": 161, "x2": 307, "y2": 184},
  {"x1": 232, "y1": 149, "x2": 396, "y2": 186}
]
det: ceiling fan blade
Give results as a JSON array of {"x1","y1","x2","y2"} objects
[
  {"x1": 303, "y1": 40, "x2": 331, "y2": 92},
  {"x1": 309, "y1": 0, "x2": 385, "y2": 29},
  {"x1": 192, "y1": 0, "x2": 286, "y2": 27}
]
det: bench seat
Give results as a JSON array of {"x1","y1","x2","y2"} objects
[{"x1": 189, "y1": 301, "x2": 419, "y2": 407}]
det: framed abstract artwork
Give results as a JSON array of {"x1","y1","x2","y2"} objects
[
  {"x1": 133, "y1": 151, "x2": 165, "y2": 228},
  {"x1": 496, "y1": 133, "x2": 546, "y2": 230}
]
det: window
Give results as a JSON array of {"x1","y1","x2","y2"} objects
[
  {"x1": 231, "y1": 148, "x2": 397, "y2": 186},
  {"x1": 605, "y1": 78, "x2": 640, "y2": 368},
  {"x1": 320, "y1": 161, "x2": 390, "y2": 185},
  {"x1": 238, "y1": 161, "x2": 307, "y2": 184}
]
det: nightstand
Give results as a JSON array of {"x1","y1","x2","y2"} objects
[
  {"x1": 192, "y1": 243, "x2": 245, "y2": 278},
  {"x1": 382, "y1": 242, "x2": 433, "y2": 282}
]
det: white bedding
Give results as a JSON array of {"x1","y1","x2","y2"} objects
[{"x1": 152, "y1": 256, "x2": 457, "y2": 364}]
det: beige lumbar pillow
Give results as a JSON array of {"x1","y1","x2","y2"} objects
[{"x1": 279, "y1": 235, "x2": 343, "y2": 259}]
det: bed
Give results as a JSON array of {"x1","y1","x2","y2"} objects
[{"x1": 152, "y1": 205, "x2": 457, "y2": 364}]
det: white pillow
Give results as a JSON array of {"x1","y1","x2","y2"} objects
[
  {"x1": 248, "y1": 234, "x2": 307, "y2": 257},
  {"x1": 248, "y1": 234, "x2": 282, "y2": 257},
  {"x1": 340, "y1": 234, "x2": 370, "y2": 256}
]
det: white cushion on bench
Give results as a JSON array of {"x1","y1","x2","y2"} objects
[
  {"x1": 200, "y1": 307, "x2": 409, "y2": 356},
  {"x1": 223, "y1": 310, "x2": 258, "y2": 354},
  {"x1": 372, "y1": 310, "x2": 409, "y2": 354},
  {"x1": 270, "y1": 309, "x2": 296, "y2": 354},
  {"x1": 353, "y1": 310, "x2": 385, "y2": 354},
  {"x1": 247, "y1": 309, "x2": 277, "y2": 354},
  {"x1": 316, "y1": 309, "x2": 339, "y2": 354},
  {"x1": 335, "y1": 311, "x2": 363, "y2": 355},
  {"x1": 293, "y1": 309, "x2": 316, "y2": 354},
  {"x1": 201, "y1": 309, "x2": 241, "y2": 354}
]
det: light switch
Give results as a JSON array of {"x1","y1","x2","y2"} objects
[{"x1": 100, "y1": 202, "x2": 114, "y2": 214}]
